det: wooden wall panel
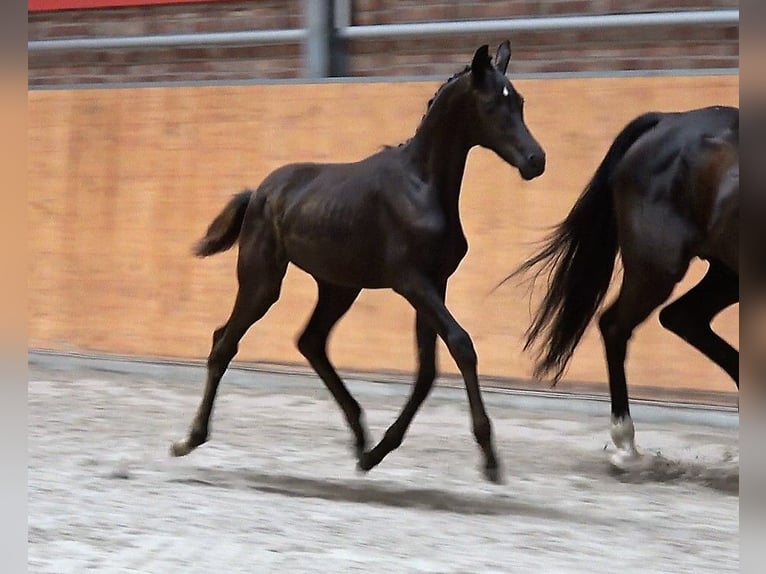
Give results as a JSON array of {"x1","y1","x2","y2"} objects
[{"x1": 28, "y1": 75, "x2": 739, "y2": 398}]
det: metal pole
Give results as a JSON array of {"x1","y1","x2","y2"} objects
[
  {"x1": 27, "y1": 29, "x2": 306, "y2": 52},
  {"x1": 338, "y1": 10, "x2": 739, "y2": 39},
  {"x1": 331, "y1": 0, "x2": 352, "y2": 77},
  {"x1": 303, "y1": 0, "x2": 333, "y2": 78}
]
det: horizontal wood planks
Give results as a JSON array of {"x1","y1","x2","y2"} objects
[{"x1": 28, "y1": 75, "x2": 739, "y2": 396}]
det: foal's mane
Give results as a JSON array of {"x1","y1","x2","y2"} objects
[
  {"x1": 383, "y1": 65, "x2": 471, "y2": 150},
  {"x1": 425, "y1": 65, "x2": 471, "y2": 112}
]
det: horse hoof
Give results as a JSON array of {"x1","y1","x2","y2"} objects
[
  {"x1": 356, "y1": 454, "x2": 373, "y2": 474},
  {"x1": 609, "y1": 448, "x2": 645, "y2": 471},
  {"x1": 351, "y1": 442, "x2": 366, "y2": 462},
  {"x1": 170, "y1": 440, "x2": 193, "y2": 457},
  {"x1": 483, "y1": 464, "x2": 504, "y2": 484}
]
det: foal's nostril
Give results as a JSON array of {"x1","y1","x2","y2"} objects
[{"x1": 527, "y1": 152, "x2": 546, "y2": 171}]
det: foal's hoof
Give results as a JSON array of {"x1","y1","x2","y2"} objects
[
  {"x1": 356, "y1": 453, "x2": 374, "y2": 474},
  {"x1": 170, "y1": 438, "x2": 201, "y2": 458},
  {"x1": 351, "y1": 442, "x2": 366, "y2": 463},
  {"x1": 483, "y1": 464, "x2": 504, "y2": 484}
]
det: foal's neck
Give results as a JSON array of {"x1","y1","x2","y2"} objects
[{"x1": 407, "y1": 83, "x2": 473, "y2": 217}]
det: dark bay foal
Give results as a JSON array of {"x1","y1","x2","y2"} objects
[{"x1": 171, "y1": 41, "x2": 546, "y2": 482}]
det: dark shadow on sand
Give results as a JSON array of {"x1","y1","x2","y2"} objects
[{"x1": 167, "y1": 467, "x2": 608, "y2": 523}]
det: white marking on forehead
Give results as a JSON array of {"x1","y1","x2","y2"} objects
[{"x1": 502, "y1": 86, "x2": 509, "y2": 97}]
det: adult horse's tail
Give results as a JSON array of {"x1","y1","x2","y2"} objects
[
  {"x1": 514, "y1": 112, "x2": 663, "y2": 382},
  {"x1": 194, "y1": 190, "x2": 253, "y2": 257}
]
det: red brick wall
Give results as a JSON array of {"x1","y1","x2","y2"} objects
[
  {"x1": 28, "y1": 1, "x2": 305, "y2": 84},
  {"x1": 353, "y1": 0, "x2": 735, "y2": 22},
  {"x1": 28, "y1": 0, "x2": 739, "y2": 86}
]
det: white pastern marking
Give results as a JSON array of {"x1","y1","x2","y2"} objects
[
  {"x1": 609, "y1": 414, "x2": 643, "y2": 468},
  {"x1": 610, "y1": 414, "x2": 635, "y2": 449}
]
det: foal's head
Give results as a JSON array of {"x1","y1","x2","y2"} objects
[{"x1": 464, "y1": 41, "x2": 546, "y2": 180}]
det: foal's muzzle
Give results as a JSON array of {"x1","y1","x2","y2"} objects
[{"x1": 519, "y1": 151, "x2": 546, "y2": 180}]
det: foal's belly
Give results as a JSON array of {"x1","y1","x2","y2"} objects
[
  {"x1": 283, "y1": 233, "x2": 393, "y2": 289},
  {"x1": 275, "y1": 182, "x2": 452, "y2": 288}
]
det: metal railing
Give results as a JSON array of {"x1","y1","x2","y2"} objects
[
  {"x1": 28, "y1": 8, "x2": 739, "y2": 78},
  {"x1": 28, "y1": 28, "x2": 307, "y2": 51},
  {"x1": 339, "y1": 10, "x2": 739, "y2": 39}
]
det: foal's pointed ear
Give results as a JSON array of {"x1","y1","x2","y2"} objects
[
  {"x1": 470, "y1": 44, "x2": 491, "y2": 85},
  {"x1": 495, "y1": 40, "x2": 511, "y2": 74}
]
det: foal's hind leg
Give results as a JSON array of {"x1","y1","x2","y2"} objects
[
  {"x1": 171, "y1": 230, "x2": 287, "y2": 457},
  {"x1": 598, "y1": 267, "x2": 678, "y2": 467},
  {"x1": 297, "y1": 281, "x2": 369, "y2": 459},
  {"x1": 658, "y1": 261, "x2": 739, "y2": 386},
  {"x1": 358, "y1": 284, "x2": 442, "y2": 472}
]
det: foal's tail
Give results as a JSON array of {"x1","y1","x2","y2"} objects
[
  {"x1": 513, "y1": 112, "x2": 663, "y2": 382},
  {"x1": 194, "y1": 190, "x2": 253, "y2": 257}
]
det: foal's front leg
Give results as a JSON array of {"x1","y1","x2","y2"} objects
[
  {"x1": 396, "y1": 275, "x2": 501, "y2": 482},
  {"x1": 357, "y1": 297, "x2": 441, "y2": 473}
]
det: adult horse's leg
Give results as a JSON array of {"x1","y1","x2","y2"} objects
[
  {"x1": 658, "y1": 261, "x2": 739, "y2": 387},
  {"x1": 396, "y1": 275, "x2": 500, "y2": 482},
  {"x1": 171, "y1": 226, "x2": 288, "y2": 457},
  {"x1": 598, "y1": 267, "x2": 677, "y2": 467},
  {"x1": 297, "y1": 280, "x2": 369, "y2": 459},
  {"x1": 357, "y1": 282, "x2": 444, "y2": 472}
]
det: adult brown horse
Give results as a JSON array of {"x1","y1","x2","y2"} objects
[
  {"x1": 513, "y1": 106, "x2": 738, "y2": 467},
  {"x1": 170, "y1": 41, "x2": 546, "y2": 482}
]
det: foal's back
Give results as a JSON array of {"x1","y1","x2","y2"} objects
[{"x1": 248, "y1": 145, "x2": 432, "y2": 287}]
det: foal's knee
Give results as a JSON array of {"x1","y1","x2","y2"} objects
[
  {"x1": 447, "y1": 329, "x2": 477, "y2": 370},
  {"x1": 208, "y1": 339, "x2": 238, "y2": 377},
  {"x1": 416, "y1": 361, "x2": 436, "y2": 385}
]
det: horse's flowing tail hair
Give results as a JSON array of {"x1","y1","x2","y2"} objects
[
  {"x1": 513, "y1": 112, "x2": 663, "y2": 382},
  {"x1": 194, "y1": 190, "x2": 253, "y2": 257}
]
